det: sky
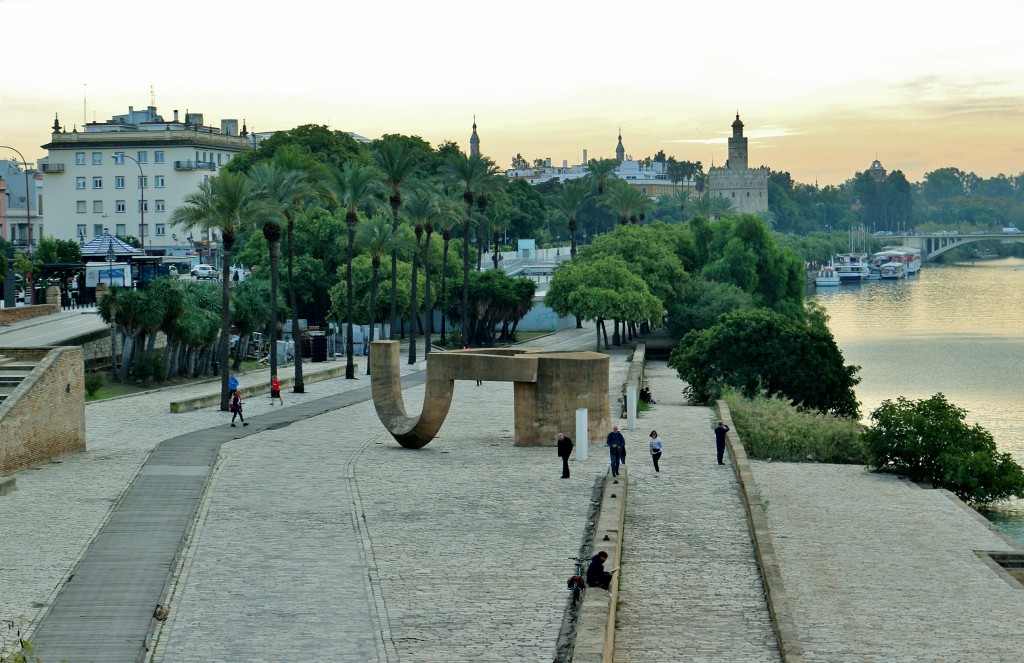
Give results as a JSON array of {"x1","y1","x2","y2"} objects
[{"x1": 3, "y1": 0, "x2": 1024, "y2": 187}]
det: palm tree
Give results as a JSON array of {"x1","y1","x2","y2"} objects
[
  {"x1": 402, "y1": 191, "x2": 440, "y2": 364},
  {"x1": 421, "y1": 183, "x2": 445, "y2": 358},
  {"x1": 433, "y1": 193, "x2": 463, "y2": 343},
  {"x1": 172, "y1": 171, "x2": 263, "y2": 410},
  {"x1": 246, "y1": 162, "x2": 289, "y2": 380},
  {"x1": 672, "y1": 189, "x2": 692, "y2": 222},
  {"x1": 586, "y1": 158, "x2": 617, "y2": 233},
  {"x1": 444, "y1": 152, "x2": 498, "y2": 347},
  {"x1": 373, "y1": 139, "x2": 420, "y2": 340},
  {"x1": 249, "y1": 149, "x2": 332, "y2": 393},
  {"x1": 549, "y1": 179, "x2": 592, "y2": 258},
  {"x1": 355, "y1": 214, "x2": 397, "y2": 374},
  {"x1": 330, "y1": 161, "x2": 384, "y2": 379},
  {"x1": 602, "y1": 179, "x2": 647, "y2": 226},
  {"x1": 709, "y1": 195, "x2": 735, "y2": 220}
]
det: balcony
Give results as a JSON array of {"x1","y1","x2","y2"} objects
[
  {"x1": 174, "y1": 160, "x2": 217, "y2": 171},
  {"x1": 40, "y1": 163, "x2": 65, "y2": 173}
]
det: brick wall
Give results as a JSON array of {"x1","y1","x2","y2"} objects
[
  {"x1": 0, "y1": 346, "x2": 86, "y2": 474},
  {"x1": 0, "y1": 304, "x2": 60, "y2": 324}
]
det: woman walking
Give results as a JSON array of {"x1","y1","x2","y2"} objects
[
  {"x1": 649, "y1": 430, "x2": 663, "y2": 477},
  {"x1": 230, "y1": 390, "x2": 249, "y2": 427}
]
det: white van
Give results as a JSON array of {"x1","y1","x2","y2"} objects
[{"x1": 1003, "y1": 226, "x2": 1022, "y2": 234}]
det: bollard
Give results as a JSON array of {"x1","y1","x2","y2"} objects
[
  {"x1": 626, "y1": 385, "x2": 637, "y2": 431},
  {"x1": 575, "y1": 407, "x2": 589, "y2": 461}
]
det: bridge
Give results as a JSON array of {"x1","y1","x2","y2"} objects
[{"x1": 881, "y1": 232, "x2": 1024, "y2": 261}]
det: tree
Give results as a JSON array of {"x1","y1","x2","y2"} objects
[
  {"x1": 669, "y1": 305, "x2": 860, "y2": 417},
  {"x1": 665, "y1": 277, "x2": 754, "y2": 337},
  {"x1": 601, "y1": 179, "x2": 649, "y2": 225},
  {"x1": 433, "y1": 192, "x2": 463, "y2": 341},
  {"x1": 35, "y1": 236, "x2": 82, "y2": 263},
  {"x1": 863, "y1": 393, "x2": 1024, "y2": 504},
  {"x1": 354, "y1": 214, "x2": 397, "y2": 373},
  {"x1": 402, "y1": 190, "x2": 440, "y2": 363},
  {"x1": 330, "y1": 161, "x2": 384, "y2": 379},
  {"x1": 246, "y1": 162, "x2": 290, "y2": 379},
  {"x1": 549, "y1": 179, "x2": 592, "y2": 258},
  {"x1": 225, "y1": 124, "x2": 368, "y2": 174},
  {"x1": 172, "y1": 171, "x2": 267, "y2": 409}
]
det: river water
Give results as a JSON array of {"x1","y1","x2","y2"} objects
[{"x1": 813, "y1": 257, "x2": 1024, "y2": 542}]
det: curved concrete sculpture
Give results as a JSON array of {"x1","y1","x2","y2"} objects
[{"x1": 370, "y1": 340, "x2": 610, "y2": 449}]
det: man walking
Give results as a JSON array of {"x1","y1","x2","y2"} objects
[
  {"x1": 714, "y1": 420, "x2": 730, "y2": 465},
  {"x1": 557, "y1": 433, "x2": 574, "y2": 479},
  {"x1": 606, "y1": 425, "x2": 625, "y2": 477}
]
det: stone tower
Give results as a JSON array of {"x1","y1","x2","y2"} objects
[
  {"x1": 707, "y1": 113, "x2": 769, "y2": 215},
  {"x1": 470, "y1": 116, "x2": 480, "y2": 157},
  {"x1": 727, "y1": 113, "x2": 748, "y2": 170},
  {"x1": 615, "y1": 128, "x2": 625, "y2": 164}
]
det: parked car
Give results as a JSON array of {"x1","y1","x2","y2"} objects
[{"x1": 191, "y1": 264, "x2": 219, "y2": 279}]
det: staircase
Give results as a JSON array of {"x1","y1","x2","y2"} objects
[{"x1": 0, "y1": 354, "x2": 36, "y2": 405}]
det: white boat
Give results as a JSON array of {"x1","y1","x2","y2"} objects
[
  {"x1": 832, "y1": 253, "x2": 870, "y2": 282},
  {"x1": 879, "y1": 261, "x2": 907, "y2": 280},
  {"x1": 814, "y1": 266, "x2": 840, "y2": 287},
  {"x1": 877, "y1": 246, "x2": 922, "y2": 274}
]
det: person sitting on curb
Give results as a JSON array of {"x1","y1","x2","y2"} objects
[{"x1": 586, "y1": 551, "x2": 618, "y2": 590}]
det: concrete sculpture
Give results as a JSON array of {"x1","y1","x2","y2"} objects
[{"x1": 369, "y1": 340, "x2": 610, "y2": 449}]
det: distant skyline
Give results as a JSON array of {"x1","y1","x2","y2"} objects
[{"x1": 3, "y1": 0, "x2": 1024, "y2": 187}]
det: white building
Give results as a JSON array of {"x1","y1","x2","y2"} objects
[
  {"x1": 0, "y1": 159, "x2": 44, "y2": 249},
  {"x1": 40, "y1": 105, "x2": 251, "y2": 255}
]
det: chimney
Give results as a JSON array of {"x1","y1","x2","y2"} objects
[
  {"x1": 173, "y1": 110, "x2": 179, "y2": 123},
  {"x1": 221, "y1": 119, "x2": 238, "y2": 136},
  {"x1": 545, "y1": 157, "x2": 552, "y2": 168},
  {"x1": 583, "y1": 149, "x2": 588, "y2": 165},
  {"x1": 562, "y1": 160, "x2": 568, "y2": 168}
]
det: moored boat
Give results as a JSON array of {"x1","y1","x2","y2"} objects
[
  {"x1": 814, "y1": 266, "x2": 840, "y2": 287},
  {"x1": 832, "y1": 253, "x2": 870, "y2": 282},
  {"x1": 879, "y1": 261, "x2": 907, "y2": 279}
]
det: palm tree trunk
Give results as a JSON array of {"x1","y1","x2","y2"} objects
[
  {"x1": 461, "y1": 200, "x2": 472, "y2": 347},
  {"x1": 345, "y1": 224, "x2": 356, "y2": 379},
  {"x1": 269, "y1": 239, "x2": 281, "y2": 377},
  {"x1": 423, "y1": 232, "x2": 433, "y2": 358},
  {"x1": 408, "y1": 239, "x2": 420, "y2": 364},
  {"x1": 440, "y1": 238, "x2": 451, "y2": 342},
  {"x1": 367, "y1": 265, "x2": 379, "y2": 375},
  {"x1": 219, "y1": 248, "x2": 233, "y2": 411},
  {"x1": 287, "y1": 217, "x2": 305, "y2": 393},
  {"x1": 388, "y1": 201, "x2": 400, "y2": 340}
]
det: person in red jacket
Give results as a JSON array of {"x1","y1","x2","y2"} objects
[{"x1": 270, "y1": 374, "x2": 283, "y2": 406}]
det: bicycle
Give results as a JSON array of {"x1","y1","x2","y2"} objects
[{"x1": 566, "y1": 556, "x2": 587, "y2": 599}]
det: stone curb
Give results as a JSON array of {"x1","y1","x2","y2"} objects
[
  {"x1": 572, "y1": 469, "x2": 627, "y2": 663},
  {"x1": 716, "y1": 400, "x2": 805, "y2": 663},
  {"x1": 168, "y1": 363, "x2": 352, "y2": 412}
]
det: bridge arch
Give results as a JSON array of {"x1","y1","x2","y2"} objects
[{"x1": 880, "y1": 233, "x2": 1024, "y2": 261}]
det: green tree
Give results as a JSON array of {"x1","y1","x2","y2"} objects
[
  {"x1": 225, "y1": 124, "x2": 368, "y2": 174},
  {"x1": 229, "y1": 279, "x2": 272, "y2": 370},
  {"x1": 35, "y1": 236, "x2": 82, "y2": 263},
  {"x1": 669, "y1": 305, "x2": 860, "y2": 417},
  {"x1": 666, "y1": 277, "x2": 754, "y2": 337},
  {"x1": 863, "y1": 393, "x2": 1024, "y2": 504},
  {"x1": 549, "y1": 179, "x2": 592, "y2": 258},
  {"x1": 354, "y1": 214, "x2": 397, "y2": 373},
  {"x1": 402, "y1": 190, "x2": 440, "y2": 363},
  {"x1": 246, "y1": 162, "x2": 290, "y2": 378}
]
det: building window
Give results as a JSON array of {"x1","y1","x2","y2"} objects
[
  {"x1": 217, "y1": 153, "x2": 222, "y2": 165},
  {"x1": 93, "y1": 224, "x2": 104, "y2": 236},
  {"x1": 75, "y1": 152, "x2": 86, "y2": 165},
  {"x1": 137, "y1": 200, "x2": 149, "y2": 213},
  {"x1": 93, "y1": 200, "x2": 103, "y2": 213},
  {"x1": 155, "y1": 224, "x2": 166, "y2": 237},
  {"x1": 115, "y1": 176, "x2": 125, "y2": 189},
  {"x1": 137, "y1": 176, "x2": 148, "y2": 189},
  {"x1": 155, "y1": 199, "x2": 166, "y2": 213},
  {"x1": 76, "y1": 177, "x2": 86, "y2": 189},
  {"x1": 116, "y1": 224, "x2": 126, "y2": 236},
  {"x1": 76, "y1": 200, "x2": 86, "y2": 213},
  {"x1": 139, "y1": 224, "x2": 147, "y2": 237},
  {"x1": 92, "y1": 176, "x2": 102, "y2": 189},
  {"x1": 155, "y1": 175, "x2": 165, "y2": 188},
  {"x1": 136, "y1": 151, "x2": 147, "y2": 164},
  {"x1": 641, "y1": 187, "x2": 648, "y2": 195},
  {"x1": 116, "y1": 200, "x2": 126, "y2": 213},
  {"x1": 92, "y1": 152, "x2": 103, "y2": 165},
  {"x1": 77, "y1": 223, "x2": 87, "y2": 238},
  {"x1": 154, "y1": 151, "x2": 164, "y2": 164}
]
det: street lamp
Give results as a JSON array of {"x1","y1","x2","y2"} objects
[
  {"x1": 113, "y1": 154, "x2": 146, "y2": 253},
  {"x1": 106, "y1": 242, "x2": 117, "y2": 379},
  {"x1": 0, "y1": 145, "x2": 33, "y2": 253}
]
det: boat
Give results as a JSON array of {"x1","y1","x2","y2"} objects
[
  {"x1": 879, "y1": 261, "x2": 907, "y2": 280},
  {"x1": 832, "y1": 253, "x2": 870, "y2": 282},
  {"x1": 878, "y1": 246, "x2": 922, "y2": 274},
  {"x1": 814, "y1": 266, "x2": 840, "y2": 287}
]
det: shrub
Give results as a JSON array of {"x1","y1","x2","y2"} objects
[
  {"x1": 84, "y1": 372, "x2": 105, "y2": 397},
  {"x1": 862, "y1": 393, "x2": 1024, "y2": 504},
  {"x1": 132, "y1": 353, "x2": 164, "y2": 386},
  {"x1": 724, "y1": 390, "x2": 865, "y2": 463}
]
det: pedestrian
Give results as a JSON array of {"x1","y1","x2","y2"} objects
[
  {"x1": 556, "y1": 432, "x2": 574, "y2": 479},
  {"x1": 714, "y1": 420, "x2": 730, "y2": 465},
  {"x1": 606, "y1": 425, "x2": 625, "y2": 477},
  {"x1": 269, "y1": 374, "x2": 283, "y2": 406},
  {"x1": 586, "y1": 551, "x2": 618, "y2": 590},
  {"x1": 230, "y1": 390, "x2": 249, "y2": 427},
  {"x1": 649, "y1": 430, "x2": 663, "y2": 477},
  {"x1": 228, "y1": 372, "x2": 239, "y2": 400}
]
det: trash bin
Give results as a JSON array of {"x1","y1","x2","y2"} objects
[{"x1": 311, "y1": 334, "x2": 328, "y2": 363}]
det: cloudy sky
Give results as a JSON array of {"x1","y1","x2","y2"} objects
[{"x1": 3, "y1": 0, "x2": 1023, "y2": 185}]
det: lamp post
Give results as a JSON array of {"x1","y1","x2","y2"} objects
[
  {"x1": 113, "y1": 154, "x2": 146, "y2": 253},
  {"x1": 106, "y1": 242, "x2": 117, "y2": 379}
]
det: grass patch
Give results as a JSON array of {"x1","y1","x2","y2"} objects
[
  {"x1": 85, "y1": 378, "x2": 153, "y2": 401},
  {"x1": 724, "y1": 389, "x2": 866, "y2": 464}
]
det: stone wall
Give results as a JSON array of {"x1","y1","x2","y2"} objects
[
  {"x1": 0, "y1": 303, "x2": 60, "y2": 324},
  {"x1": 0, "y1": 346, "x2": 86, "y2": 474}
]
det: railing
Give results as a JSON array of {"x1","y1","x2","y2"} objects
[
  {"x1": 173, "y1": 160, "x2": 217, "y2": 171},
  {"x1": 40, "y1": 163, "x2": 65, "y2": 173}
]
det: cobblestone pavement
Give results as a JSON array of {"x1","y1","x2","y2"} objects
[
  {"x1": 752, "y1": 462, "x2": 1024, "y2": 663},
  {"x1": 612, "y1": 361, "x2": 781, "y2": 663}
]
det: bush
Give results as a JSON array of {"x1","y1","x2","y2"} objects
[
  {"x1": 862, "y1": 393, "x2": 1024, "y2": 504},
  {"x1": 84, "y1": 372, "x2": 105, "y2": 397},
  {"x1": 724, "y1": 390, "x2": 865, "y2": 463},
  {"x1": 132, "y1": 353, "x2": 164, "y2": 385}
]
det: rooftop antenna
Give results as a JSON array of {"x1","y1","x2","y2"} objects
[
  {"x1": 83, "y1": 83, "x2": 87, "y2": 125},
  {"x1": 150, "y1": 85, "x2": 156, "y2": 107}
]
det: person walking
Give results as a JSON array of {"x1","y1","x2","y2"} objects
[
  {"x1": 269, "y1": 374, "x2": 283, "y2": 406},
  {"x1": 606, "y1": 425, "x2": 625, "y2": 477},
  {"x1": 230, "y1": 390, "x2": 249, "y2": 427},
  {"x1": 714, "y1": 420, "x2": 730, "y2": 465},
  {"x1": 556, "y1": 432, "x2": 574, "y2": 479},
  {"x1": 228, "y1": 372, "x2": 239, "y2": 400},
  {"x1": 649, "y1": 430, "x2": 663, "y2": 477}
]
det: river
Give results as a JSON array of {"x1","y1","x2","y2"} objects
[{"x1": 813, "y1": 257, "x2": 1024, "y2": 542}]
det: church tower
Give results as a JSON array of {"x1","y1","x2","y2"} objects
[
  {"x1": 470, "y1": 116, "x2": 480, "y2": 157},
  {"x1": 727, "y1": 113, "x2": 748, "y2": 170},
  {"x1": 615, "y1": 128, "x2": 625, "y2": 164}
]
